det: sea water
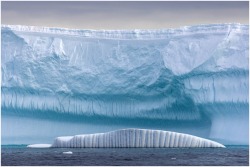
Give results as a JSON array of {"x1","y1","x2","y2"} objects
[{"x1": 1, "y1": 145, "x2": 249, "y2": 166}]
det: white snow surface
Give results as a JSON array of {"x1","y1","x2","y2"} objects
[{"x1": 52, "y1": 129, "x2": 225, "y2": 148}]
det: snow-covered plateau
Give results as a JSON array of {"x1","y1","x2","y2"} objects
[{"x1": 1, "y1": 24, "x2": 249, "y2": 145}]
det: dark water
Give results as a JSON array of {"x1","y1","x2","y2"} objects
[{"x1": 1, "y1": 145, "x2": 249, "y2": 166}]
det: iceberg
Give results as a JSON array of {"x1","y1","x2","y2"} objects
[
  {"x1": 29, "y1": 129, "x2": 225, "y2": 148},
  {"x1": 27, "y1": 144, "x2": 52, "y2": 148},
  {"x1": 63, "y1": 151, "x2": 73, "y2": 154},
  {"x1": 1, "y1": 24, "x2": 249, "y2": 145}
]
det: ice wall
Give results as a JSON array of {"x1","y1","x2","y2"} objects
[
  {"x1": 1, "y1": 24, "x2": 249, "y2": 144},
  {"x1": 52, "y1": 129, "x2": 225, "y2": 148}
]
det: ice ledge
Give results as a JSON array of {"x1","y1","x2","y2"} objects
[
  {"x1": 2, "y1": 23, "x2": 248, "y2": 39},
  {"x1": 28, "y1": 129, "x2": 225, "y2": 148}
]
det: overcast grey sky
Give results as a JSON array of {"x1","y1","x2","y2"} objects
[{"x1": 1, "y1": 1, "x2": 249, "y2": 29}]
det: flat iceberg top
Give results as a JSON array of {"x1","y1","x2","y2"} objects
[
  {"x1": 2, "y1": 23, "x2": 248, "y2": 39},
  {"x1": 52, "y1": 128, "x2": 225, "y2": 148}
]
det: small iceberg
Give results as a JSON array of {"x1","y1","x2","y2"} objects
[
  {"x1": 63, "y1": 151, "x2": 73, "y2": 154},
  {"x1": 27, "y1": 144, "x2": 52, "y2": 148}
]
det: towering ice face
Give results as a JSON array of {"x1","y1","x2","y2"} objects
[{"x1": 1, "y1": 24, "x2": 249, "y2": 145}]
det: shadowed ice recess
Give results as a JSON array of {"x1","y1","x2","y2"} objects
[{"x1": 1, "y1": 24, "x2": 249, "y2": 145}]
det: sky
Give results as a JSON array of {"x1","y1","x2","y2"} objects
[{"x1": 1, "y1": 1, "x2": 249, "y2": 30}]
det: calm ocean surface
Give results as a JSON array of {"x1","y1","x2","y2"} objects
[{"x1": 1, "y1": 145, "x2": 249, "y2": 166}]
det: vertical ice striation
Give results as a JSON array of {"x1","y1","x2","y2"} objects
[
  {"x1": 1, "y1": 24, "x2": 249, "y2": 145},
  {"x1": 51, "y1": 129, "x2": 225, "y2": 148}
]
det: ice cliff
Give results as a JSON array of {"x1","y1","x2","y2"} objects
[{"x1": 1, "y1": 24, "x2": 249, "y2": 145}]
